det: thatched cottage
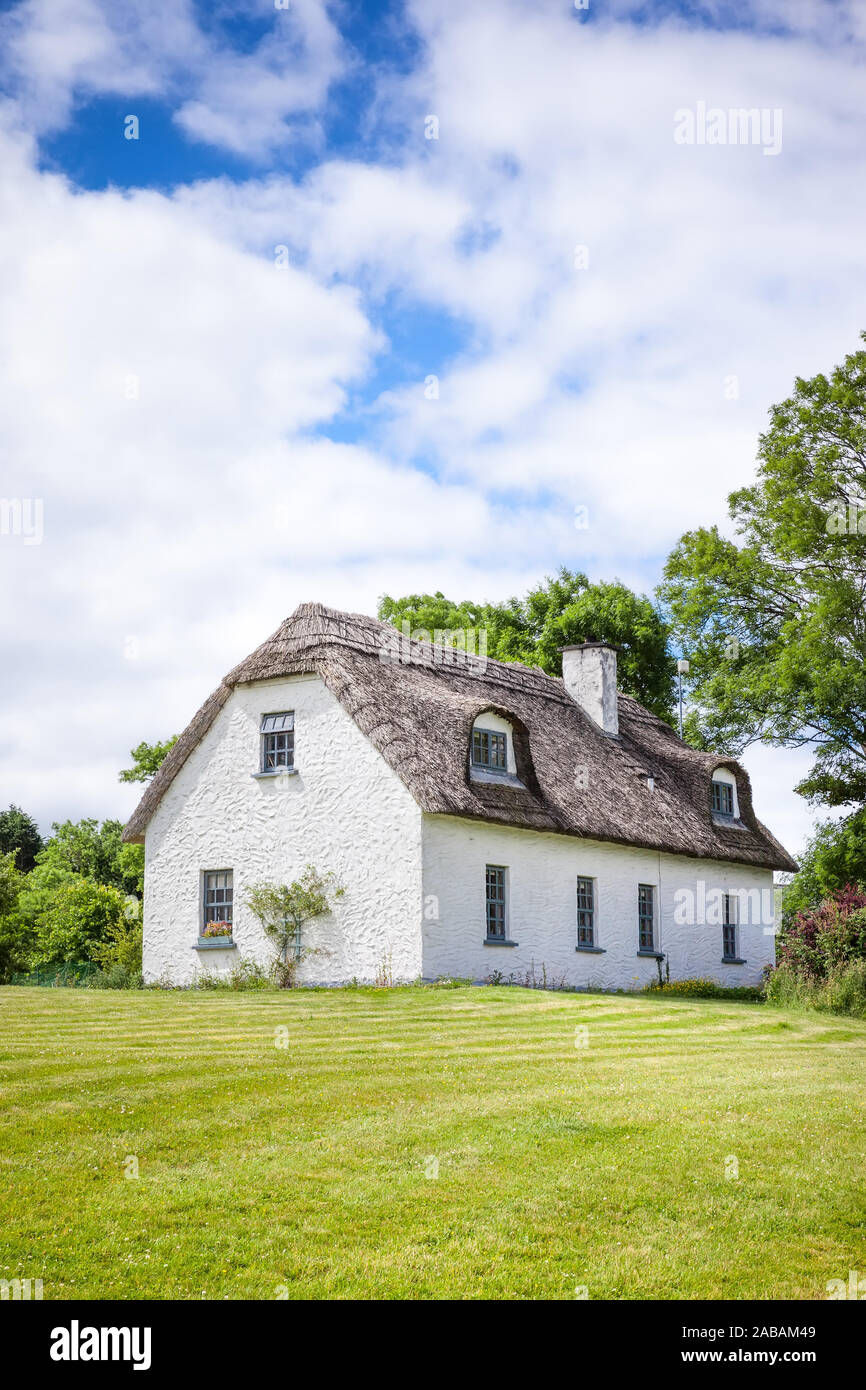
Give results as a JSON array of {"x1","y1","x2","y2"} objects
[{"x1": 123, "y1": 602, "x2": 797, "y2": 988}]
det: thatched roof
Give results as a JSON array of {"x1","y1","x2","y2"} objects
[{"x1": 123, "y1": 602, "x2": 797, "y2": 871}]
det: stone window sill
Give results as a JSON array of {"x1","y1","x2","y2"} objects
[
  {"x1": 483, "y1": 938, "x2": 519, "y2": 947},
  {"x1": 637, "y1": 949, "x2": 664, "y2": 959},
  {"x1": 576, "y1": 945, "x2": 606, "y2": 954},
  {"x1": 251, "y1": 769, "x2": 298, "y2": 779},
  {"x1": 193, "y1": 938, "x2": 237, "y2": 950},
  {"x1": 470, "y1": 766, "x2": 525, "y2": 788},
  {"x1": 722, "y1": 956, "x2": 747, "y2": 965}
]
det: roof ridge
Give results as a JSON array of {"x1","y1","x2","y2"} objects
[{"x1": 264, "y1": 602, "x2": 578, "y2": 704}]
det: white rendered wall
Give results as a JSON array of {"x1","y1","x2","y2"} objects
[
  {"x1": 421, "y1": 815, "x2": 776, "y2": 988},
  {"x1": 142, "y1": 674, "x2": 423, "y2": 985}
]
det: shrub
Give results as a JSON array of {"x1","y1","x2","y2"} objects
[
  {"x1": 765, "y1": 960, "x2": 866, "y2": 1020},
  {"x1": 245, "y1": 866, "x2": 343, "y2": 988},
  {"x1": 824, "y1": 959, "x2": 866, "y2": 1018},
  {"x1": 778, "y1": 886, "x2": 866, "y2": 979},
  {"x1": 781, "y1": 808, "x2": 866, "y2": 924},
  {"x1": 90, "y1": 963, "x2": 143, "y2": 990},
  {"x1": 31, "y1": 878, "x2": 130, "y2": 967},
  {"x1": 194, "y1": 958, "x2": 275, "y2": 991},
  {"x1": 0, "y1": 850, "x2": 33, "y2": 982},
  {"x1": 90, "y1": 901, "x2": 142, "y2": 976},
  {"x1": 643, "y1": 977, "x2": 763, "y2": 1002}
]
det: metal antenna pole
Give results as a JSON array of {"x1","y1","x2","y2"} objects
[{"x1": 677, "y1": 658, "x2": 689, "y2": 740}]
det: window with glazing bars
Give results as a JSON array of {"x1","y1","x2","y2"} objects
[
  {"x1": 261, "y1": 711, "x2": 294, "y2": 771},
  {"x1": 203, "y1": 871, "x2": 233, "y2": 931},
  {"x1": 722, "y1": 892, "x2": 739, "y2": 959},
  {"x1": 472, "y1": 728, "x2": 507, "y2": 770},
  {"x1": 638, "y1": 883, "x2": 655, "y2": 951},
  {"x1": 486, "y1": 865, "x2": 507, "y2": 939},
  {"x1": 577, "y1": 876, "x2": 595, "y2": 947},
  {"x1": 712, "y1": 779, "x2": 734, "y2": 817}
]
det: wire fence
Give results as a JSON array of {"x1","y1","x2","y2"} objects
[{"x1": 9, "y1": 962, "x2": 100, "y2": 988}]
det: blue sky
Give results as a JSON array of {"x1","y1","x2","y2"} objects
[{"x1": 1, "y1": 0, "x2": 865, "y2": 851}]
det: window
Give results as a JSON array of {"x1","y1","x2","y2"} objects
[
  {"x1": 203, "y1": 871, "x2": 233, "y2": 934},
  {"x1": 638, "y1": 883, "x2": 655, "y2": 952},
  {"x1": 577, "y1": 876, "x2": 595, "y2": 947},
  {"x1": 261, "y1": 711, "x2": 294, "y2": 771},
  {"x1": 712, "y1": 779, "x2": 735, "y2": 817},
  {"x1": 722, "y1": 893, "x2": 739, "y2": 959},
  {"x1": 486, "y1": 865, "x2": 507, "y2": 939},
  {"x1": 472, "y1": 728, "x2": 507, "y2": 770}
]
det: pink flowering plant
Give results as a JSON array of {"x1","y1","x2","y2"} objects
[
  {"x1": 202, "y1": 920, "x2": 232, "y2": 939},
  {"x1": 778, "y1": 885, "x2": 866, "y2": 978}
]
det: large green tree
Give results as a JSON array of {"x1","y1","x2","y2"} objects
[
  {"x1": 15, "y1": 818, "x2": 142, "y2": 925},
  {"x1": 119, "y1": 737, "x2": 177, "y2": 784},
  {"x1": 0, "y1": 805, "x2": 43, "y2": 872},
  {"x1": 660, "y1": 336, "x2": 866, "y2": 806},
  {"x1": 0, "y1": 851, "x2": 32, "y2": 981},
  {"x1": 781, "y1": 808, "x2": 866, "y2": 923},
  {"x1": 379, "y1": 568, "x2": 676, "y2": 722}
]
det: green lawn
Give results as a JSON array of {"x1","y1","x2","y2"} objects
[{"x1": 1, "y1": 984, "x2": 864, "y2": 1300}]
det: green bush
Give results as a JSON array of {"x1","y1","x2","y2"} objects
[
  {"x1": 778, "y1": 887, "x2": 866, "y2": 979},
  {"x1": 765, "y1": 960, "x2": 866, "y2": 1020},
  {"x1": 0, "y1": 850, "x2": 33, "y2": 981},
  {"x1": 781, "y1": 808, "x2": 866, "y2": 923},
  {"x1": 90, "y1": 906, "x2": 142, "y2": 976},
  {"x1": 824, "y1": 959, "x2": 866, "y2": 1017},
  {"x1": 31, "y1": 878, "x2": 130, "y2": 967},
  {"x1": 90, "y1": 963, "x2": 143, "y2": 990},
  {"x1": 193, "y1": 958, "x2": 275, "y2": 991},
  {"x1": 642, "y1": 977, "x2": 763, "y2": 1002}
]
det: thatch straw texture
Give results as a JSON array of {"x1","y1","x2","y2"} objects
[{"x1": 123, "y1": 602, "x2": 796, "y2": 871}]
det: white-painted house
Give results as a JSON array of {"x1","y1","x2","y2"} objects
[{"x1": 123, "y1": 603, "x2": 797, "y2": 988}]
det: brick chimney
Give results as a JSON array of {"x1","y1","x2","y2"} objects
[{"x1": 560, "y1": 643, "x2": 619, "y2": 736}]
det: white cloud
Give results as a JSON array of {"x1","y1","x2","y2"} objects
[
  {"x1": 174, "y1": 0, "x2": 346, "y2": 156},
  {"x1": 0, "y1": 0, "x2": 345, "y2": 154},
  {"x1": 2, "y1": 0, "x2": 864, "y2": 854}
]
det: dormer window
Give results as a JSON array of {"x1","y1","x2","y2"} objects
[
  {"x1": 711, "y1": 767, "x2": 740, "y2": 821},
  {"x1": 469, "y1": 710, "x2": 525, "y2": 787},
  {"x1": 472, "y1": 728, "x2": 507, "y2": 770},
  {"x1": 261, "y1": 711, "x2": 294, "y2": 772}
]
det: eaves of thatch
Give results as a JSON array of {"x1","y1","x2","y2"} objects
[{"x1": 122, "y1": 603, "x2": 798, "y2": 873}]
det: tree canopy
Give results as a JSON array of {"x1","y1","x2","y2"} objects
[
  {"x1": 379, "y1": 568, "x2": 676, "y2": 723},
  {"x1": 0, "y1": 804, "x2": 43, "y2": 872},
  {"x1": 33, "y1": 818, "x2": 144, "y2": 897},
  {"x1": 119, "y1": 737, "x2": 178, "y2": 784},
  {"x1": 660, "y1": 335, "x2": 866, "y2": 806}
]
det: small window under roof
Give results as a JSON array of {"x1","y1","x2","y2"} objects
[
  {"x1": 472, "y1": 727, "x2": 507, "y2": 770},
  {"x1": 261, "y1": 712, "x2": 294, "y2": 734}
]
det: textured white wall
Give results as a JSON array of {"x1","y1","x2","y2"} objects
[
  {"x1": 421, "y1": 815, "x2": 776, "y2": 988},
  {"x1": 143, "y1": 674, "x2": 423, "y2": 985},
  {"x1": 561, "y1": 646, "x2": 619, "y2": 735}
]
